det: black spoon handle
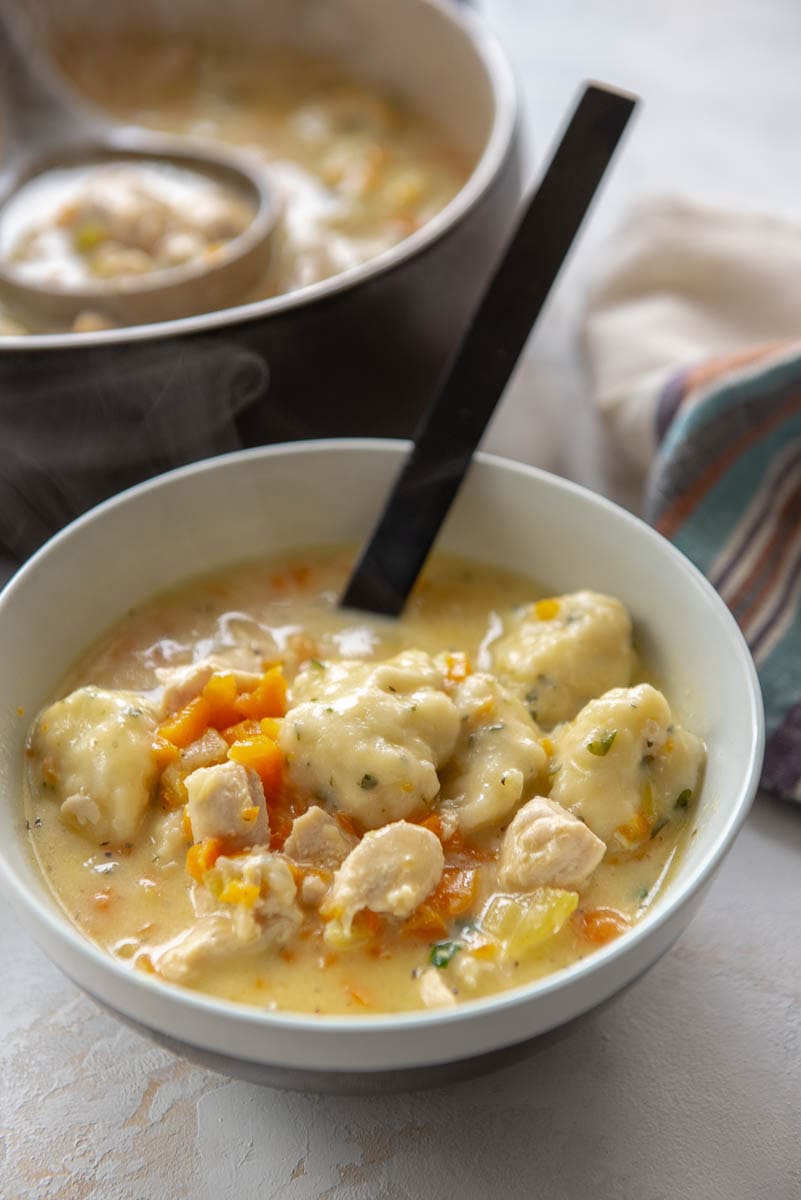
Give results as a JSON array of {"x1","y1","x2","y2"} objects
[{"x1": 341, "y1": 83, "x2": 637, "y2": 616}]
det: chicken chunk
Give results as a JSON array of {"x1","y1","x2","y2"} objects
[
  {"x1": 152, "y1": 808, "x2": 189, "y2": 865},
  {"x1": 185, "y1": 761, "x2": 270, "y2": 849},
  {"x1": 155, "y1": 851, "x2": 300, "y2": 982},
  {"x1": 179, "y1": 729, "x2": 229, "y2": 772},
  {"x1": 418, "y1": 967, "x2": 457, "y2": 1009},
  {"x1": 279, "y1": 651, "x2": 460, "y2": 828},
  {"x1": 155, "y1": 655, "x2": 262, "y2": 718},
  {"x1": 438, "y1": 673, "x2": 547, "y2": 834},
  {"x1": 498, "y1": 796, "x2": 606, "y2": 892},
  {"x1": 323, "y1": 821, "x2": 444, "y2": 938},
  {"x1": 28, "y1": 687, "x2": 158, "y2": 844},
  {"x1": 550, "y1": 684, "x2": 705, "y2": 842},
  {"x1": 492, "y1": 591, "x2": 635, "y2": 728},
  {"x1": 283, "y1": 805, "x2": 356, "y2": 869}
]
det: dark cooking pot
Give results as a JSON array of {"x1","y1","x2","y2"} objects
[{"x1": 0, "y1": 0, "x2": 521, "y2": 562}]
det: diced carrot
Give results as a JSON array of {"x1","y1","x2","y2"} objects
[
  {"x1": 218, "y1": 880, "x2": 260, "y2": 907},
  {"x1": 269, "y1": 806, "x2": 295, "y2": 852},
  {"x1": 220, "y1": 718, "x2": 261, "y2": 746},
  {"x1": 470, "y1": 939, "x2": 499, "y2": 961},
  {"x1": 182, "y1": 807, "x2": 193, "y2": 841},
  {"x1": 335, "y1": 811, "x2": 362, "y2": 839},
  {"x1": 236, "y1": 668, "x2": 287, "y2": 720},
  {"x1": 228, "y1": 735, "x2": 283, "y2": 794},
  {"x1": 159, "y1": 695, "x2": 211, "y2": 749},
  {"x1": 152, "y1": 734, "x2": 180, "y2": 769},
  {"x1": 352, "y1": 908, "x2": 386, "y2": 939},
  {"x1": 441, "y1": 827, "x2": 493, "y2": 863},
  {"x1": 441, "y1": 651, "x2": 472, "y2": 688},
  {"x1": 403, "y1": 867, "x2": 480, "y2": 938},
  {"x1": 201, "y1": 673, "x2": 241, "y2": 730},
  {"x1": 578, "y1": 907, "x2": 630, "y2": 945},
  {"x1": 615, "y1": 812, "x2": 651, "y2": 847},
  {"x1": 415, "y1": 812, "x2": 443, "y2": 839},
  {"x1": 259, "y1": 717, "x2": 281, "y2": 739},
  {"x1": 186, "y1": 837, "x2": 224, "y2": 882},
  {"x1": 533, "y1": 597, "x2": 560, "y2": 621}
]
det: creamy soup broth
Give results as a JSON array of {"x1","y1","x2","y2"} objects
[
  {"x1": 0, "y1": 39, "x2": 469, "y2": 334},
  {"x1": 24, "y1": 550, "x2": 703, "y2": 1015}
]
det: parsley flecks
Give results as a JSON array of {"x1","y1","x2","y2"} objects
[
  {"x1": 429, "y1": 940, "x2": 462, "y2": 969},
  {"x1": 359, "y1": 773, "x2": 378, "y2": 790},
  {"x1": 675, "y1": 788, "x2": 692, "y2": 810},
  {"x1": 125, "y1": 706, "x2": 143, "y2": 718},
  {"x1": 587, "y1": 730, "x2": 617, "y2": 757},
  {"x1": 485, "y1": 723, "x2": 505, "y2": 733}
]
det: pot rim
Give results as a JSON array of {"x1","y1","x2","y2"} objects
[
  {"x1": 0, "y1": 0, "x2": 519, "y2": 353},
  {"x1": 0, "y1": 440, "x2": 765, "y2": 1062}
]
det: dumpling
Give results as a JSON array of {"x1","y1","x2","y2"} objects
[
  {"x1": 550, "y1": 684, "x2": 705, "y2": 843},
  {"x1": 492, "y1": 591, "x2": 635, "y2": 727},
  {"x1": 28, "y1": 687, "x2": 158, "y2": 844},
  {"x1": 279, "y1": 651, "x2": 460, "y2": 828},
  {"x1": 438, "y1": 672, "x2": 547, "y2": 834}
]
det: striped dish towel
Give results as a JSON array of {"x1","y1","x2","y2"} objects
[
  {"x1": 647, "y1": 343, "x2": 801, "y2": 800},
  {"x1": 585, "y1": 198, "x2": 801, "y2": 802}
]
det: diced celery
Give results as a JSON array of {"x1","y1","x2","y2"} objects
[
  {"x1": 481, "y1": 888, "x2": 578, "y2": 959},
  {"x1": 73, "y1": 222, "x2": 107, "y2": 254}
]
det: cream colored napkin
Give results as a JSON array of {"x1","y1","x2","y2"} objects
[{"x1": 584, "y1": 196, "x2": 801, "y2": 470}]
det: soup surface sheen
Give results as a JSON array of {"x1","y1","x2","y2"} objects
[
  {"x1": 0, "y1": 40, "x2": 468, "y2": 335},
  {"x1": 25, "y1": 550, "x2": 704, "y2": 1015}
]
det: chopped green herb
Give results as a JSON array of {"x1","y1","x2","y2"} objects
[
  {"x1": 429, "y1": 940, "x2": 462, "y2": 969},
  {"x1": 485, "y1": 723, "x2": 505, "y2": 733},
  {"x1": 125, "y1": 706, "x2": 144, "y2": 718},
  {"x1": 359, "y1": 773, "x2": 378, "y2": 790},
  {"x1": 587, "y1": 730, "x2": 617, "y2": 756},
  {"x1": 675, "y1": 788, "x2": 692, "y2": 810},
  {"x1": 309, "y1": 659, "x2": 325, "y2": 670}
]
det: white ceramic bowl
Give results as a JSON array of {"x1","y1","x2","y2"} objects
[{"x1": 0, "y1": 440, "x2": 764, "y2": 1092}]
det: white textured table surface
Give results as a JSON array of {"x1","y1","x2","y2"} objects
[{"x1": 5, "y1": 2, "x2": 801, "y2": 1197}]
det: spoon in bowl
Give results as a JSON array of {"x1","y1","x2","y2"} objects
[
  {"x1": 341, "y1": 83, "x2": 638, "y2": 616},
  {"x1": 0, "y1": 2, "x2": 279, "y2": 328}
]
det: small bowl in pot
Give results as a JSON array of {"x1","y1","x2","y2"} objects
[{"x1": 0, "y1": 440, "x2": 764, "y2": 1092}]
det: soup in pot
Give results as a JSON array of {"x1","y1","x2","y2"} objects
[
  {"x1": 0, "y1": 39, "x2": 469, "y2": 335},
  {"x1": 24, "y1": 550, "x2": 705, "y2": 1015}
]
